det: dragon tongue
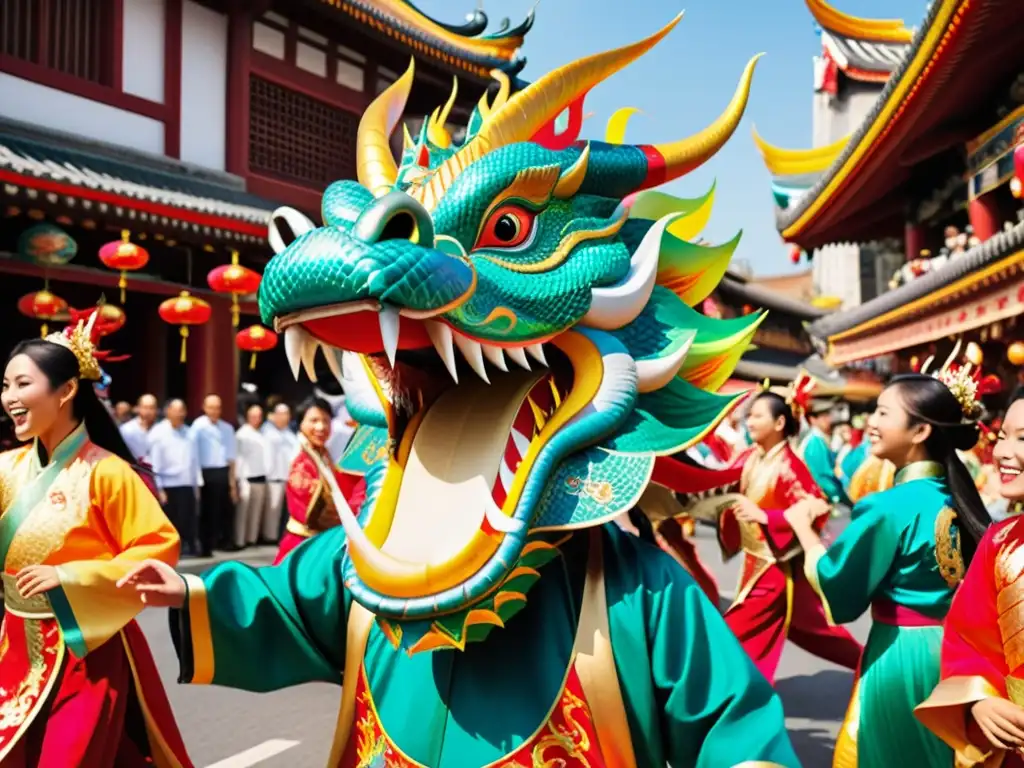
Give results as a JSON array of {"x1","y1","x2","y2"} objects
[{"x1": 379, "y1": 370, "x2": 543, "y2": 564}]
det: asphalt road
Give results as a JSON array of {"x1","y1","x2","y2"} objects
[{"x1": 140, "y1": 520, "x2": 865, "y2": 768}]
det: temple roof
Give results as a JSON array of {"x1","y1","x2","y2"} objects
[
  {"x1": 809, "y1": 220, "x2": 1024, "y2": 340},
  {"x1": 777, "y1": 0, "x2": 1024, "y2": 249},
  {"x1": 324, "y1": 0, "x2": 532, "y2": 78},
  {"x1": 752, "y1": 129, "x2": 848, "y2": 211},
  {"x1": 0, "y1": 119, "x2": 273, "y2": 242},
  {"x1": 807, "y1": 0, "x2": 913, "y2": 81},
  {"x1": 718, "y1": 273, "x2": 829, "y2": 321}
]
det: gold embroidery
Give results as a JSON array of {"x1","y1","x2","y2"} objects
[
  {"x1": 5, "y1": 451, "x2": 102, "y2": 572},
  {"x1": 530, "y1": 686, "x2": 593, "y2": 768},
  {"x1": 995, "y1": 520, "x2": 1019, "y2": 547},
  {"x1": 0, "y1": 620, "x2": 59, "y2": 737},
  {"x1": 996, "y1": 539, "x2": 1024, "y2": 618},
  {"x1": 934, "y1": 507, "x2": 965, "y2": 587}
]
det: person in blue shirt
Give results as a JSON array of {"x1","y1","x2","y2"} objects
[{"x1": 798, "y1": 398, "x2": 852, "y2": 508}]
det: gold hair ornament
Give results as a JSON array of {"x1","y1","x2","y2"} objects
[
  {"x1": 45, "y1": 313, "x2": 102, "y2": 381},
  {"x1": 919, "y1": 339, "x2": 983, "y2": 421}
]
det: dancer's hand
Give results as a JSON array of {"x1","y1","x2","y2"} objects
[
  {"x1": 784, "y1": 499, "x2": 819, "y2": 529},
  {"x1": 971, "y1": 698, "x2": 1024, "y2": 751},
  {"x1": 15, "y1": 565, "x2": 60, "y2": 598},
  {"x1": 116, "y1": 559, "x2": 187, "y2": 608},
  {"x1": 800, "y1": 494, "x2": 832, "y2": 521},
  {"x1": 730, "y1": 497, "x2": 767, "y2": 525}
]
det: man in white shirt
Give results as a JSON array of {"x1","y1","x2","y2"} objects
[
  {"x1": 235, "y1": 404, "x2": 271, "y2": 549},
  {"x1": 192, "y1": 394, "x2": 238, "y2": 556},
  {"x1": 261, "y1": 402, "x2": 298, "y2": 544},
  {"x1": 148, "y1": 399, "x2": 202, "y2": 556},
  {"x1": 119, "y1": 393, "x2": 158, "y2": 462}
]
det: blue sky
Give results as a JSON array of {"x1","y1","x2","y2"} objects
[{"x1": 415, "y1": 0, "x2": 926, "y2": 276}]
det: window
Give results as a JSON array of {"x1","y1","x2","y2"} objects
[
  {"x1": 0, "y1": 0, "x2": 116, "y2": 86},
  {"x1": 249, "y1": 75, "x2": 358, "y2": 189},
  {"x1": 251, "y1": 13, "x2": 366, "y2": 93}
]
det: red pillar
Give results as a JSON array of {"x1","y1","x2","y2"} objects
[
  {"x1": 187, "y1": 297, "x2": 237, "y2": 422},
  {"x1": 968, "y1": 192, "x2": 1001, "y2": 242},
  {"x1": 224, "y1": 5, "x2": 252, "y2": 176},
  {"x1": 905, "y1": 221, "x2": 926, "y2": 261}
]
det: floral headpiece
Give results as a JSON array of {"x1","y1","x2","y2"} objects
[
  {"x1": 45, "y1": 312, "x2": 102, "y2": 381},
  {"x1": 919, "y1": 340, "x2": 998, "y2": 421},
  {"x1": 761, "y1": 370, "x2": 816, "y2": 420}
]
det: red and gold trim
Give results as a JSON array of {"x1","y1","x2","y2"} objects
[
  {"x1": 0, "y1": 615, "x2": 65, "y2": 762},
  {"x1": 182, "y1": 574, "x2": 215, "y2": 685}
]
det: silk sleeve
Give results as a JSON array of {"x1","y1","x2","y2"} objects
[
  {"x1": 803, "y1": 494, "x2": 899, "y2": 624},
  {"x1": 916, "y1": 524, "x2": 1009, "y2": 766},
  {"x1": 803, "y1": 437, "x2": 850, "y2": 506},
  {"x1": 174, "y1": 526, "x2": 348, "y2": 691},
  {"x1": 644, "y1": 546, "x2": 799, "y2": 767},
  {"x1": 49, "y1": 456, "x2": 181, "y2": 658},
  {"x1": 286, "y1": 456, "x2": 319, "y2": 525}
]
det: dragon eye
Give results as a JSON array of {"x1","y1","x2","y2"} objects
[{"x1": 474, "y1": 204, "x2": 535, "y2": 250}]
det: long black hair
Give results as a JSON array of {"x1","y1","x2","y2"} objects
[
  {"x1": 7, "y1": 339, "x2": 137, "y2": 467},
  {"x1": 887, "y1": 373, "x2": 990, "y2": 563},
  {"x1": 751, "y1": 391, "x2": 801, "y2": 439}
]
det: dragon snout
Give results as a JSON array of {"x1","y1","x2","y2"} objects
[
  {"x1": 352, "y1": 191, "x2": 435, "y2": 249},
  {"x1": 258, "y1": 196, "x2": 474, "y2": 328}
]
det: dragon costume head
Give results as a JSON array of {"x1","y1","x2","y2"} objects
[{"x1": 258, "y1": 14, "x2": 765, "y2": 654}]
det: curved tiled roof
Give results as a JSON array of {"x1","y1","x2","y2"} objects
[
  {"x1": 809, "y1": 219, "x2": 1024, "y2": 338},
  {"x1": 777, "y1": 0, "x2": 947, "y2": 232},
  {"x1": 327, "y1": 0, "x2": 532, "y2": 77},
  {"x1": 718, "y1": 275, "x2": 829, "y2": 321}
]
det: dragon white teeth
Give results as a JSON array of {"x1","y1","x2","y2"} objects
[
  {"x1": 482, "y1": 344, "x2": 509, "y2": 372},
  {"x1": 510, "y1": 427, "x2": 531, "y2": 457},
  {"x1": 425, "y1": 321, "x2": 459, "y2": 384},
  {"x1": 283, "y1": 327, "x2": 307, "y2": 380},
  {"x1": 505, "y1": 346, "x2": 531, "y2": 370},
  {"x1": 379, "y1": 306, "x2": 401, "y2": 367},
  {"x1": 323, "y1": 345, "x2": 345, "y2": 385},
  {"x1": 525, "y1": 343, "x2": 548, "y2": 367},
  {"x1": 300, "y1": 335, "x2": 319, "y2": 382},
  {"x1": 453, "y1": 333, "x2": 490, "y2": 383}
]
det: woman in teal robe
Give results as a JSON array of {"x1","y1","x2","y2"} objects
[
  {"x1": 785, "y1": 373, "x2": 991, "y2": 768},
  {"x1": 122, "y1": 523, "x2": 800, "y2": 767}
]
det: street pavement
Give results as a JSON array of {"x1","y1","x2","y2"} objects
[{"x1": 139, "y1": 519, "x2": 864, "y2": 767}]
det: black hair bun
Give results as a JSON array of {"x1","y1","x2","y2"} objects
[{"x1": 949, "y1": 422, "x2": 981, "y2": 452}]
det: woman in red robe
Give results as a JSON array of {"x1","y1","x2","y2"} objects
[
  {"x1": 720, "y1": 389, "x2": 862, "y2": 683},
  {"x1": 274, "y1": 397, "x2": 365, "y2": 565},
  {"x1": 916, "y1": 392, "x2": 1024, "y2": 766}
]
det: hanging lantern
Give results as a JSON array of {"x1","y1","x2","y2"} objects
[
  {"x1": 1012, "y1": 124, "x2": 1024, "y2": 199},
  {"x1": 16, "y1": 223, "x2": 78, "y2": 266},
  {"x1": 965, "y1": 341, "x2": 984, "y2": 367},
  {"x1": 789, "y1": 245, "x2": 802, "y2": 264},
  {"x1": 18, "y1": 290, "x2": 68, "y2": 336},
  {"x1": 207, "y1": 249, "x2": 261, "y2": 327},
  {"x1": 1008, "y1": 341, "x2": 1024, "y2": 366},
  {"x1": 910, "y1": 355, "x2": 920, "y2": 372},
  {"x1": 236, "y1": 325, "x2": 279, "y2": 370},
  {"x1": 99, "y1": 230, "x2": 149, "y2": 302},
  {"x1": 158, "y1": 291, "x2": 211, "y2": 363}
]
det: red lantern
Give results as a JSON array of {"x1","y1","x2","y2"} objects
[
  {"x1": 236, "y1": 325, "x2": 279, "y2": 370},
  {"x1": 789, "y1": 245, "x2": 802, "y2": 264},
  {"x1": 1012, "y1": 124, "x2": 1024, "y2": 199},
  {"x1": 99, "y1": 230, "x2": 149, "y2": 302},
  {"x1": 18, "y1": 290, "x2": 68, "y2": 336},
  {"x1": 158, "y1": 291, "x2": 211, "y2": 363},
  {"x1": 1008, "y1": 341, "x2": 1024, "y2": 366},
  {"x1": 208, "y1": 250, "x2": 261, "y2": 327}
]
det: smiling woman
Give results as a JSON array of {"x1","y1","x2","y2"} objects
[
  {"x1": 916, "y1": 393, "x2": 1024, "y2": 767},
  {"x1": 0, "y1": 319, "x2": 191, "y2": 766}
]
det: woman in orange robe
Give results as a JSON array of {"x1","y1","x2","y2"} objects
[
  {"x1": 916, "y1": 393, "x2": 1024, "y2": 766},
  {"x1": 0, "y1": 326, "x2": 190, "y2": 766},
  {"x1": 721, "y1": 390, "x2": 862, "y2": 683},
  {"x1": 274, "y1": 396, "x2": 365, "y2": 565}
]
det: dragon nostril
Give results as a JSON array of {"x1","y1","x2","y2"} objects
[
  {"x1": 352, "y1": 191, "x2": 435, "y2": 249},
  {"x1": 379, "y1": 212, "x2": 417, "y2": 243}
]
